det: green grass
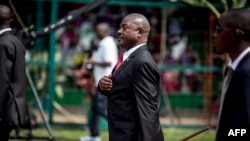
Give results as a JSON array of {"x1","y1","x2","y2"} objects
[{"x1": 11, "y1": 125, "x2": 216, "y2": 141}]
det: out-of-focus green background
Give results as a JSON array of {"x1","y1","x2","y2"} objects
[{"x1": 2, "y1": 0, "x2": 250, "y2": 140}]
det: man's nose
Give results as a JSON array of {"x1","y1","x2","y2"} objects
[{"x1": 117, "y1": 29, "x2": 122, "y2": 34}]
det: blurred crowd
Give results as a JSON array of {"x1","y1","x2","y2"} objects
[{"x1": 52, "y1": 5, "x2": 202, "y2": 95}]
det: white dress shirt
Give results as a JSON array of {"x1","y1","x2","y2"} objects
[
  {"x1": 0, "y1": 28, "x2": 11, "y2": 35},
  {"x1": 122, "y1": 43, "x2": 146, "y2": 62},
  {"x1": 228, "y1": 47, "x2": 250, "y2": 70}
]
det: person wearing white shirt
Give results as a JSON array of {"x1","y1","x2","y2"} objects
[{"x1": 80, "y1": 22, "x2": 118, "y2": 141}]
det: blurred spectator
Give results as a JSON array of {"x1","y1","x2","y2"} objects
[
  {"x1": 78, "y1": 14, "x2": 97, "y2": 52},
  {"x1": 56, "y1": 22, "x2": 83, "y2": 65},
  {"x1": 146, "y1": 8, "x2": 161, "y2": 63},
  {"x1": 162, "y1": 53, "x2": 181, "y2": 94},
  {"x1": 162, "y1": 28, "x2": 186, "y2": 94},
  {"x1": 148, "y1": 27, "x2": 161, "y2": 63},
  {"x1": 180, "y1": 44, "x2": 200, "y2": 66},
  {"x1": 80, "y1": 22, "x2": 118, "y2": 141},
  {"x1": 179, "y1": 44, "x2": 201, "y2": 93},
  {"x1": 74, "y1": 66, "x2": 95, "y2": 101},
  {"x1": 97, "y1": 6, "x2": 116, "y2": 37},
  {"x1": 55, "y1": 22, "x2": 84, "y2": 91},
  {"x1": 167, "y1": 9, "x2": 184, "y2": 46},
  {"x1": 162, "y1": 43, "x2": 201, "y2": 94},
  {"x1": 148, "y1": 7, "x2": 161, "y2": 33},
  {"x1": 169, "y1": 35, "x2": 188, "y2": 61}
]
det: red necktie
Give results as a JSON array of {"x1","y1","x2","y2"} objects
[{"x1": 114, "y1": 55, "x2": 123, "y2": 72}]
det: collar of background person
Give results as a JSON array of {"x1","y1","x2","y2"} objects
[{"x1": 0, "y1": 28, "x2": 11, "y2": 35}]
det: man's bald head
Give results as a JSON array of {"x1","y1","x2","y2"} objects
[
  {"x1": 96, "y1": 22, "x2": 110, "y2": 39},
  {"x1": 221, "y1": 8, "x2": 250, "y2": 36},
  {"x1": 117, "y1": 13, "x2": 151, "y2": 50},
  {"x1": 126, "y1": 13, "x2": 151, "y2": 37},
  {"x1": 0, "y1": 5, "x2": 12, "y2": 28}
]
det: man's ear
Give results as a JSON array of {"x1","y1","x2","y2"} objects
[
  {"x1": 235, "y1": 28, "x2": 245, "y2": 37},
  {"x1": 137, "y1": 28, "x2": 144, "y2": 38}
]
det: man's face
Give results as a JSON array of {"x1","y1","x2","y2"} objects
[
  {"x1": 117, "y1": 16, "x2": 138, "y2": 50},
  {"x1": 95, "y1": 26, "x2": 102, "y2": 39},
  {"x1": 213, "y1": 15, "x2": 234, "y2": 54}
]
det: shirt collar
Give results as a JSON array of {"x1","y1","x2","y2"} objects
[
  {"x1": 228, "y1": 47, "x2": 250, "y2": 70},
  {"x1": 123, "y1": 43, "x2": 146, "y2": 62},
  {"x1": 0, "y1": 28, "x2": 11, "y2": 35}
]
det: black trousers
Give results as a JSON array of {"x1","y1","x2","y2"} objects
[
  {"x1": 0, "y1": 121, "x2": 13, "y2": 141},
  {"x1": 89, "y1": 88, "x2": 107, "y2": 137}
]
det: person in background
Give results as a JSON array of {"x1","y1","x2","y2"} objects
[
  {"x1": 98, "y1": 13, "x2": 164, "y2": 141},
  {"x1": 80, "y1": 22, "x2": 118, "y2": 141},
  {"x1": 0, "y1": 5, "x2": 27, "y2": 141},
  {"x1": 214, "y1": 8, "x2": 250, "y2": 141},
  {"x1": 179, "y1": 44, "x2": 200, "y2": 93}
]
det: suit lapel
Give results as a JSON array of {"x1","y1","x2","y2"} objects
[
  {"x1": 235, "y1": 52, "x2": 250, "y2": 71},
  {"x1": 112, "y1": 45, "x2": 147, "y2": 78},
  {"x1": 223, "y1": 52, "x2": 250, "y2": 93},
  {"x1": 218, "y1": 52, "x2": 250, "y2": 125},
  {"x1": 112, "y1": 57, "x2": 130, "y2": 76},
  {"x1": 225, "y1": 52, "x2": 250, "y2": 94}
]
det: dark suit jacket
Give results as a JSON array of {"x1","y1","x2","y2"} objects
[
  {"x1": 99, "y1": 45, "x2": 164, "y2": 141},
  {"x1": 216, "y1": 52, "x2": 250, "y2": 141},
  {"x1": 0, "y1": 31, "x2": 27, "y2": 127}
]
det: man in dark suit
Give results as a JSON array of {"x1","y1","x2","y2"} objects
[
  {"x1": 0, "y1": 5, "x2": 27, "y2": 140},
  {"x1": 214, "y1": 8, "x2": 250, "y2": 141},
  {"x1": 98, "y1": 13, "x2": 164, "y2": 141}
]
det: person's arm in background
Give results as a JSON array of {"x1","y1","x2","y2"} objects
[
  {"x1": 85, "y1": 58, "x2": 111, "y2": 67},
  {"x1": 86, "y1": 35, "x2": 118, "y2": 67},
  {"x1": 241, "y1": 72, "x2": 250, "y2": 125}
]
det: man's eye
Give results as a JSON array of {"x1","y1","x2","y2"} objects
[{"x1": 123, "y1": 26, "x2": 129, "y2": 30}]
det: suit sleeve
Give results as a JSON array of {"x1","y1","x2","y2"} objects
[
  {"x1": 242, "y1": 72, "x2": 250, "y2": 124},
  {"x1": 0, "y1": 42, "x2": 14, "y2": 115},
  {"x1": 97, "y1": 83, "x2": 110, "y2": 96},
  {"x1": 133, "y1": 63, "x2": 162, "y2": 141},
  {"x1": 12, "y1": 38, "x2": 27, "y2": 106}
]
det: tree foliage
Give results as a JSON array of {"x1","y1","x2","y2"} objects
[{"x1": 180, "y1": 0, "x2": 248, "y2": 18}]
